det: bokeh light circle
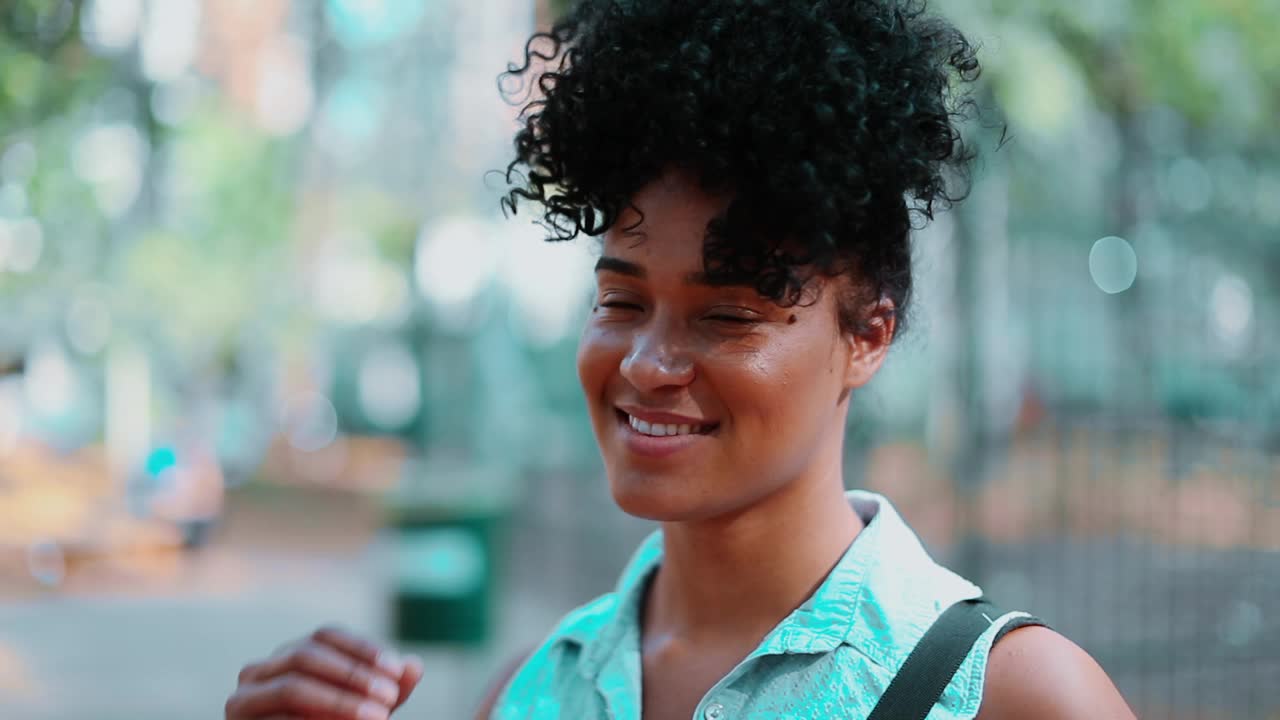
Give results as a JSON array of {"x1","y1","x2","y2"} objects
[
  {"x1": 1210, "y1": 273, "x2": 1253, "y2": 351},
  {"x1": 1089, "y1": 235, "x2": 1138, "y2": 294},
  {"x1": 357, "y1": 342, "x2": 421, "y2": 431}
]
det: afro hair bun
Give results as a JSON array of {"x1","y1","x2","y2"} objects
[{"x1": 501, "y1": 0, "x2": 984, "y2": 338}]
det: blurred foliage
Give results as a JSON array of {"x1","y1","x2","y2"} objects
[
  {"x1": 0, "y1": 0, "x2": 306, "y2": 373},
  {"x1": 548, "y1": 0, "x2": 574, "y2": 20},
  {"x1": 0, "y1": 0, "x2": 1275, "y2": 472},
  {"x1": 0, "y1": 0, "x2": 107, "y2": 122},
  {"x1": 980, "y1": 0, "x2": 1280, "y2": 134}
]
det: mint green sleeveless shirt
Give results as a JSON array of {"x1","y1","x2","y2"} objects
[{"x1": 491, "y1": 490, "x2": 1034, "y2": 720}]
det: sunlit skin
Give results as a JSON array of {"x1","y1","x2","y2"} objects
[
  {"x1": 576, "y1": 169, "x2": 897, "y2": 719},
  {"x1": 578, "y1": 172, "x2": 893, "y2": 525}
]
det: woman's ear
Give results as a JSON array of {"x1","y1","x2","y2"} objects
[{"x1": 843, "y1": 298, "x2": 895, "y2": 391}]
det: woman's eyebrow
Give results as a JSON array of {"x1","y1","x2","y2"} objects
[
  {"x1": 594, "y1": 256, "x2": 750, "y2": 289},
  {"x1": 594, "y1": 256, "x2": 646, "y2": 277}
]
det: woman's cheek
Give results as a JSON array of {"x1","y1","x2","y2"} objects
[{"x1": 576, "y1": 323, "x2": 625, "y2": 389}]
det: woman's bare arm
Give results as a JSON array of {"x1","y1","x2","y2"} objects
[{"x1": 977, "y1": 626, "x2": 1136, "y2": 720}]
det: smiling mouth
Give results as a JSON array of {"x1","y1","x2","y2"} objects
[{"x1": 615, "y1": 409, "x2": 718, "y2": 437}]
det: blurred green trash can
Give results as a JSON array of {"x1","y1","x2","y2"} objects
[{"x1": 386, "y1": 460, "x2": 510, "y2": 646}]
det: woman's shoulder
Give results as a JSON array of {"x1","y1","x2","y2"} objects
[{"x1": 975, "y1": 625, "x2": 1136, "y2": 720}]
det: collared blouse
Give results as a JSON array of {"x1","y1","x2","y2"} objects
[{"x1": 492, "y1": 490, "x2": 1035, "y2": 720}]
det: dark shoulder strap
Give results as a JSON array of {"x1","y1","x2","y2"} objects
[{"x1": 866, "y1": 597, "x2": 1045, "y2": 720}]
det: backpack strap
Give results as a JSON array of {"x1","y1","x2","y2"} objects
[{"x1": 866, "y1": 596, "x2": 1045, "y2": 720}]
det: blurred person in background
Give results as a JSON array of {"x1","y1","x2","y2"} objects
[{"x1": 225, "y1": 0, "x2": 1137, "y2": 718}]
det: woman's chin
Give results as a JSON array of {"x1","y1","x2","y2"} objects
[
  {"x1": 607, "y1": 472, "x2": 720, "y2": 522},
  {"x1": 609, "y1": 474, "x2": 701, "y2": 517}
]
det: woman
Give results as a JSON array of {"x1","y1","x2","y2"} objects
[{"x1": 226, "y1": 0, "x2": 1137, "y2": 718}]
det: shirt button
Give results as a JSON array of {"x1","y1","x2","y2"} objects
[{"x1": 703, "y1": 702, "x2": 725, "y2": 720}]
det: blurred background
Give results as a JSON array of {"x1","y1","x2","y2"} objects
[{"x1": 0, "y1": 0, "x2": 1275, "y2": 718}]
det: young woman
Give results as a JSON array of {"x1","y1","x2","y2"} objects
[{"x1": 225, "y1": 0, "x2": 1136, "y2": 718}]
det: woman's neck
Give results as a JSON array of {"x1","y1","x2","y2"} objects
[{"x1": 643, "y1": 464, "x2": 864, "y2": 646}]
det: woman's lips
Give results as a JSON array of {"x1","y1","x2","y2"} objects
[
  {"x1": 613, "y1": 407, "x2": 718, "y2": 459},
  {"x1": 615, "y1": 405, "x2": 717, "y2": 431}
]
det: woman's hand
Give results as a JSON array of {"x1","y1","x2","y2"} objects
[{"x1": 225, "y1": 626, "x2": 424, "y2": 720}]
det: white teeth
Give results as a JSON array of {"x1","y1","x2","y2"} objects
[{"x1": 626, "y1": 414, "x2": 707, "y2": 437}]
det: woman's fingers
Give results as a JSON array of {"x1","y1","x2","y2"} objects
[
  {"x1": 308, "y1": 626, "x2": 425, "y2": 708},
  {"x1": 226, "y1": 626, "x2": 425, "y2": 719},
  {"x1": 225, "y1": 672, "x2": 392, "y2": 720},
  {"x1": 311, "y1": 626, "x2": 409, "y2": 679},
  {"x1": 239, "y1": 641, "x2": 401, "y2": 706},
  {"x1": 394, "y1": 654, "x2": 426, "y2": 709}
]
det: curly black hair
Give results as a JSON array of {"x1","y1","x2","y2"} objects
[{"x1": 500, "y1": 0, "x2": 983, "y2": 339}]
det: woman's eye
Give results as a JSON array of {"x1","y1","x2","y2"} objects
[
  {"x1": 707, "y1": 314, "x2": 758, "y2": 325},
  {"x1": 601, "y1": 300, "x2": 642, "y2": 311}
]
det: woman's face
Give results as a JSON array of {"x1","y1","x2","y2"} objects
[{"x1": 577, "y1": 171, "x2": 891, "y2": 522}]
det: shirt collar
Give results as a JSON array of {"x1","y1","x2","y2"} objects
[
  {"x1": 571, "y1": 490, "x2": 942, "y2": 679},
  {"x1": 574, "y1": 527, "x2": 663, "y2": 680},
  {"x1": 752, "y1": 489, "x2": 884, "y2": 655}
]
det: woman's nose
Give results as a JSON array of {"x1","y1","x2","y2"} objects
[{"x1": 620, "y1": 328, "x2": 695, "y2": 391}]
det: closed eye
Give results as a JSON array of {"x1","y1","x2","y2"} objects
[
  {"x1": 707, "y1": 315, "x2": 757, "y2": 324},
  {"x1": 601, "y1": 301, "x2": 643, "y2": 311}
]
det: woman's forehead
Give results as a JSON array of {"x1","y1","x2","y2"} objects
[
  {"x1": 602, "y1": 176, "x2": 728, "y2": 266},
  {"x1": 600, "y1": 225, "x2": 706, "y2": 275}
]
